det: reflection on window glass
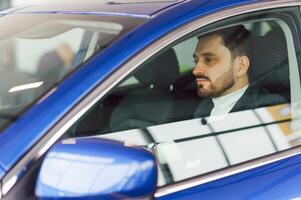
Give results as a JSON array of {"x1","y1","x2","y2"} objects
[
  {"x1": 94, "y1": 104, "x2": 296, "y2": 186},
  {"x1": 0, "y1": 14, "x2": 144, "y2": 130}
]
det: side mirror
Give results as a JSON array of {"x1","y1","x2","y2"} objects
[{"x1": 35, "y1": 138, "x2": 157, "y2": 199}]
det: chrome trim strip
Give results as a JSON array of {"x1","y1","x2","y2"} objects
[{"x1": 2, "y1": 0, "x2": 301, "y2": 196}]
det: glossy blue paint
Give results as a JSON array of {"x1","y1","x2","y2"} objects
[
  {"x1": 0, "y1": 165, "x2": 5, "y2": 180},
  {"x1": 158, "y1": 154, "x2": 301, "y2": 200},
  {"x1": 36, "y1": 138, "x2": 157, "y2": 199},
  {"x1": 0, "y1": 0, "x2": 259, "y2": 171}
]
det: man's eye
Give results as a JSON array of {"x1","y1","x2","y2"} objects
[{"x1": 205, "y1": 57, "x2": 213, "y2": 62}]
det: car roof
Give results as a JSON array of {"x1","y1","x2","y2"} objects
[
  {"x1": 2, "y1": 0, "x2": 187, "y2": 18},
  {"x1": 2, "y1": 0, "x2": 263, "y2": 18}
]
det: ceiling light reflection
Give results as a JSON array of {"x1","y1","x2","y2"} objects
[{"x1": 9, "y1": 81, "x2": 44, "y2": 92}]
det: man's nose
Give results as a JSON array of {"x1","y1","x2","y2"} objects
[{"x1": 193, "y1": 62, "x2": 205, "y2": 75}]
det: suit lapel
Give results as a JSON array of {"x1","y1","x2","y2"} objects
[
  {"x1": 231, "y1": 85, "x2": 259, "y2": 112},
  {"x1": 194, "y1": 98, "x2": 214, "y2": 118}
]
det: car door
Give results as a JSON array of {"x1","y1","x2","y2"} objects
[{"x1": 153, "y1": 5, "x2": 301, "y2": 200}]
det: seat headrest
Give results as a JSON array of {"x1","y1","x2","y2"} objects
[
  {"x1": 134, "y1": 48, "x2": 180, "y2": 90},
  {"x1": 249, "y1": 35, "x2": 289, "y2": 92}
]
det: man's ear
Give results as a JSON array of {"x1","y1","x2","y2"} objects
[{"x1": 235, "y1": 55, "x2": 249, "y2": 77}]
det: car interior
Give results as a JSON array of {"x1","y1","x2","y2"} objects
[
  {"x1": 67, "y1": 19, "x2": 290, "y2": 138},
  {"x1": 249, "y1": 23, "x2": 290, "y2": 101}
]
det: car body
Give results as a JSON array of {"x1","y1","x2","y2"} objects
[{"x1": 0, "y1": 0, "x2": 301, "y2": 199}]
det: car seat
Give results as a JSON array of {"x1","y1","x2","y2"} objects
[
  {"x1": 249, "y1": 30, "x2": 290, "y2": 101},
  {"x1": 109, "y1": 48, "x2": 181, "y2": 131}
]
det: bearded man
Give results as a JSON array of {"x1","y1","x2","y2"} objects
[{"x1": 193, "y1": 25, "x2": 285, "y2": 120}]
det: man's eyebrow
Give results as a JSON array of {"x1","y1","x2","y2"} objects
[
  {"x1": 193, "y1": 52, "x2": 216, "y2": 59},
  {"x1": 200, "y1": 52, "x2": 216, "y2": 57}
]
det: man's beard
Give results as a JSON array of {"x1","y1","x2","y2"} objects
[{"x1": 197, "y1": 69, "x2": 235, "y2": 98}]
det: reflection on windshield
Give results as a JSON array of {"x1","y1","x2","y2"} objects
[{"x1": 0, "y1": 14, "x2": 143, "y2": 130}]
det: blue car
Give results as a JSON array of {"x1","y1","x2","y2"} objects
[{"x1": 0, "y1": 0, "x2": 301, "y2": 199}]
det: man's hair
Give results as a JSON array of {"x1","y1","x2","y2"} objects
[{"x1": 198, "y1": 25, "x2": 252, "y2": 59}]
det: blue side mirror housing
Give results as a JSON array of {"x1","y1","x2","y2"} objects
[{"x1": 35, "y1": 138, "x2": 157, "y2": 199}]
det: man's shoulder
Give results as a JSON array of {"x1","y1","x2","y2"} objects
[{"x1": 234, "y1": 84, "x2": 287, "y2": 111}]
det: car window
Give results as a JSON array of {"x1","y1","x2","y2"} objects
[
  {"x1": 0, "y1": 14, "x2": 145, "y2": 130},
  {"x1": 67, "y1": 7, "x2": 301, "y2": 186}
]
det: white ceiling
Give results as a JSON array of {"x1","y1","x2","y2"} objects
[{"x1": 12, "y1": 0, "x2": 43, "y2": 6}]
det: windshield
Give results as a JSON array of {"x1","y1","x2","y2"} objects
[{"x1": 0, "y1": 13, "x2": 145, "y2": 130}]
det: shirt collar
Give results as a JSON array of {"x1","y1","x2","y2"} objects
[{"x1": 212, "y1": 84, "x2": 249, "y2": 108}]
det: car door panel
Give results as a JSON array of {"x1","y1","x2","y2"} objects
[{"x1": 158, "y1": 154, "x2": 301, "y2": 199}]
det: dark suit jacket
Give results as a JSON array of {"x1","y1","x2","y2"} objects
[{"x1": 194, "y1": 85, "x2": 287, "y2": 118}]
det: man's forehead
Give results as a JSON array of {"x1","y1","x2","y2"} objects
[
  {"x1": 195, "y1": 34, "x2": 225, "y2": 54},
  {"x1": 193, "y1": 34, "x2": 234, "y2": 60},
  {"x1": 197, "y1": 34, "x2": 224, "y2": 47}
]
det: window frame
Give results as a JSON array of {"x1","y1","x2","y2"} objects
[
  {"x1": 95, "y1": 13, "x2": 301, "y2": 188},
  {"x1": 2, "y1": 0, "x2": 301, "y2": 197}
]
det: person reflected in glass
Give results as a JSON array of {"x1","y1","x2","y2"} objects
[{"x1": 37, "y1": 43, "x2": 75, "y2": 84}]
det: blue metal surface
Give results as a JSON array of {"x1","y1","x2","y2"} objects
[
  {"x1": 36, "y1": 138, "x2": 157, "y2": 199},
  {"x1": 157, "y1": 154, "x2": 301, "y2": 200},
  {"x1": 0, "y1": 165, "x2": 5, "y2": 180},
  {"x1": 0, "y1": 0, "x2": 258, "y2": 171},
  {"x1": 1, "y1": 0, "x2": 300, "y2": 199}
]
